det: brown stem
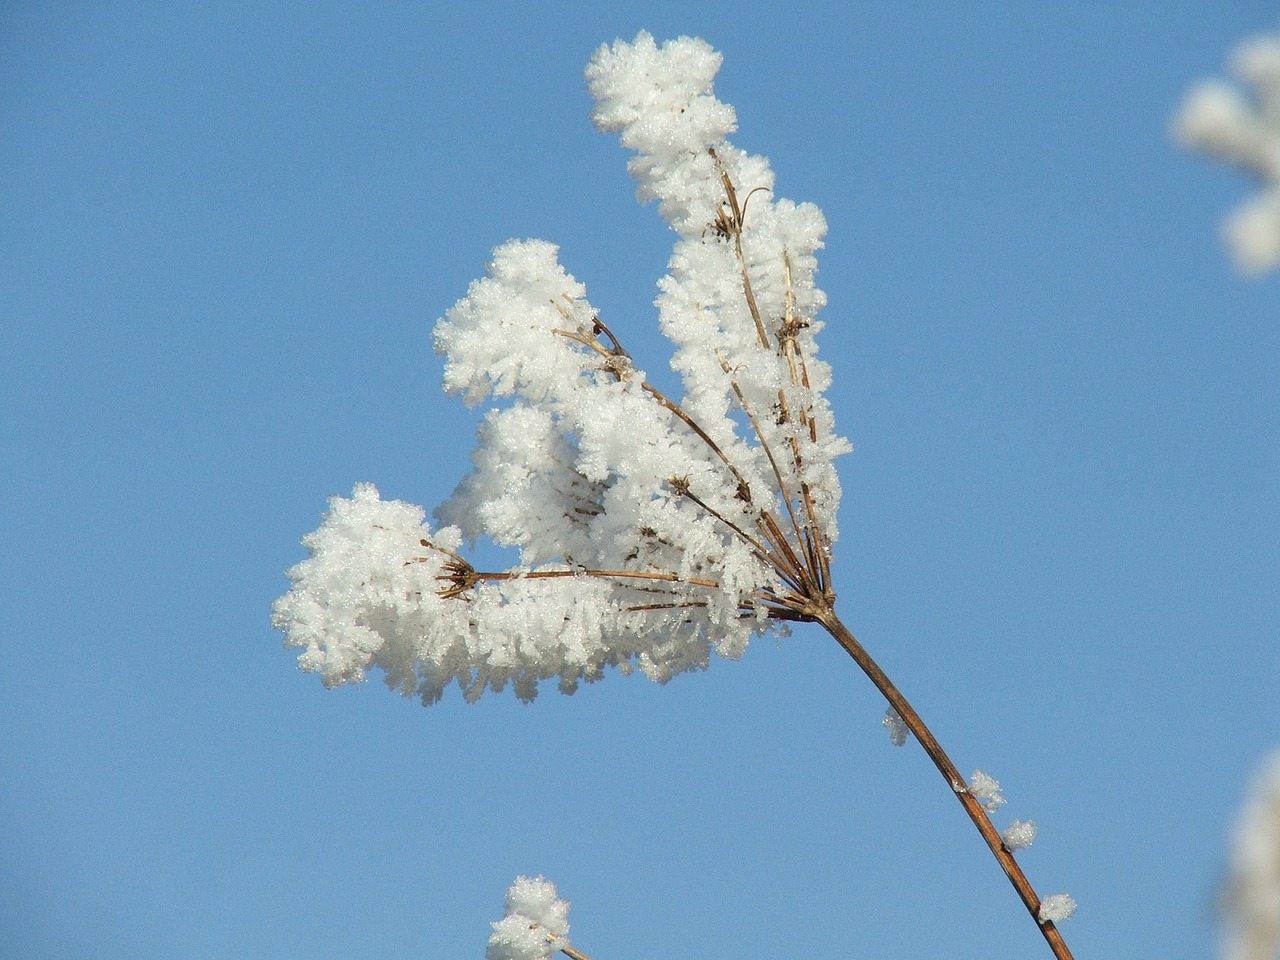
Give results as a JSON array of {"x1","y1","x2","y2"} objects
[
  {"x1": 709, "y1": 159, "x2": 829, "y2": 598},
  {"x1": 777, "y1": 252, "x2": 832, "y2": 593},
  {"x1": 638, "y1": 379, "x2": 756, "y2": 496},
  {"x1": 813, "y1": 608, "x2": 1075, "y2": 960},
  {"x1": 561, "y1": 945, "x2": 593, "y2": 960},
  {"x1": 708, "y1": 152, "x2": 771, "y2": 350},
  {"x1": 551, "y1": 319, "x2": 760, "y2": 509},
  {"x1": 676, "y1": 486, "x2": 781, "y2": 575},
  {"x1": 475, "y1": 567, "x2": 723, "y2": 590},
  {"x1": 715, "y1": 349, "x2": 805, "y2": 540}
]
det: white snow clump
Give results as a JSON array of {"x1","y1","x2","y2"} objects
[
  {"x1": 486, "y1": 876, "x2": 572, "y2": 960},
  {"x1": 1000, "y1": 818, "x2": 1037, "y2": 851},
  {"x1": 1038, "y1": 892, "x2": 1077, "y2": 925},
  {"x1": 882, "y1": 706, "x2": 908, "y2": 747},
  {"x1": 967, "y1": 770, "x2": 1006, "y2": 813}
]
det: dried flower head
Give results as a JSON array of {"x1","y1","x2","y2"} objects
[{"x1": 273, "y1": 32, "x2": 848, "y2": 704}]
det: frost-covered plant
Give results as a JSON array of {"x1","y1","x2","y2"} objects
[
  {"x1": 486, "y1": 877, "x2": 581, "y2": 960},
  {"x1": 1174, "y1": 26, "x2": 1280, "y2": 274},
  {"x1": 1222, "y1": 751, "x2": 1280, "y2": 960},
  {"x1": 273, "y1": 32, "x2": 1075, "y2": 960}
]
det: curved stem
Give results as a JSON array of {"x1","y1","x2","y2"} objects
[{"x1": 814, "y1": 608, "x2": 1075, "y2": 960}]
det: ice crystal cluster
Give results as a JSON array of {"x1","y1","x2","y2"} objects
[
  {"x1": 967, "y1": 770, "x2": 1007, "y2": 813},
  {"x1": 1037, "y1": 893, "x2": 1077, "y2": 925},
  {"x1": 966, "y1": 771, "x2": 1039, "y2": 853},
  {"x1": 882, "y1": 706, "x2": 909, "y2": 746},
  {"x1": 1174, "y1": 27, "x2": 1280, "y2": 274},
  {"x1": 486, "y1": 876, "x2": 572, "y2": 960},
  {"x1": 272, "y1": 32, "x2": 848, "y2": 704},
  {"x1": 1222, "y1": 751, "x2": 1280, "y2": 960},
  {"x1": 1001, "y1": 819, "x2": 1038, "y2": 852}
]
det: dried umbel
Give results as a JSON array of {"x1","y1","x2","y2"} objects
[
  {"x1": 274, "y1": 33, "x2": 846, "y2": 705},
  {"x1": 274, "y1": 32, "x2": 1076, "y2": 960}
]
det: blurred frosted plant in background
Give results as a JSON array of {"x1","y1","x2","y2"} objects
[
  {"x1": 1174, "y1": 27, "x2": 1280, "y2": 274},
  {"x1": 1223, "y1": 752, "x2": 1280, "y2": 960},
  {"x1": 274, "y1": 32, "x2": 1076, "y2": 960},
  {"x1": 1175, "y1": 27, "x2": 1280, "y2": 960}
]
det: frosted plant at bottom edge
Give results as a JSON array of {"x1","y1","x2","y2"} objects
[
  {"x1": 487, "y1": 876, "x2": 572, "y2": 960},
  {"x1": 1174, "y1": 26, "x2": 1280, "y2": 274}
]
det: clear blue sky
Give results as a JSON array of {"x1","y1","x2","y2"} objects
[{"x1": 3, "y1": 4, "x2": 1277, "y2": 959}]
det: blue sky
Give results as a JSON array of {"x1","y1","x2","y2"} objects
[{"x1": 2, "y1": 3, "x2": 1277, "y2": 958}]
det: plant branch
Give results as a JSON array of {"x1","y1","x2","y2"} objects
[
  {"x1": 813, "y1": 607, "x2": 1076, "y2": 960},
  {"x1": 551, "y1": 313, "x2": 758, "y2": 507},
  {"x1": 777, "y1": 252, "x2": 832, "y2": 592},
  {"x1": 709, "y1": 149, "x2": 771, "y2": 350},
  {"x1": 707, "y1": 157, "x2": 832, "y2": 600},
  {"x1": 477, "y1": 567, "x2": 722, "y2": 590},
  {"x1": 714, "y1": 349, "x2": 806, "y2": 539},
  {"x1": 673, "y1": 483, "x2": 789, "y2": 580}
]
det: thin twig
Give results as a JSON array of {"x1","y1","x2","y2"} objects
[
  {"x1": 813, "y1": 608, "x2": 1076, "y2": 960},
  {"x1": 715, "y1": 349, "x2": 805, "y2": 541},
  {"x1": 708, "y1": 155, "x2": 831, "y2": 598},
  {"x1": 483, "y1": 567, "x2": 723, "y2": 590},
  {"x1": 550, "y1": 312, "x2": 759, "y2": 507}
]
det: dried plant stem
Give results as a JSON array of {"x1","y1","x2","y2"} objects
[
  {"x1": 552, "y1": 318, "x2": 757, "y2": 504},
  {"x1": 814, "y1": 607, "x2": 1076, "y2": 960},
  {"x1": 474, "y1": 567, "x2": 724, "y2": 591},
  {"x1": 560, "y1": 945, "x2": 593, "y2": 960},
  {"x1": 708, "y1": 158, "x2": 831, "y2": 608}
]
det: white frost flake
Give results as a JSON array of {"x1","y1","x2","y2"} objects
[
  {"x1": 967, "y1": 770, "x2": 1006, "y2": 813},
  {"x1": 1038, "y1": 893, "x2": 1077, "y2": 924},
  {"x1": 882, "y1": 706, "x2": 908, "y2": 747},
  {"x1": 1222, "y1": 750, "x2": 1280, "y2": 960},
  {"x1": 1001, "y1": 819, "x2": 1037, "y2": 851}
]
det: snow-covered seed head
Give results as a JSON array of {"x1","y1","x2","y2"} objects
[{"x1": 274, "y1": 33, "x2": 850, "y2": 705}]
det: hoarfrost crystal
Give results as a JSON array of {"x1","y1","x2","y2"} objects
[
  {"x1": 883, "y1": 706, "x2": 908, "y2": 747},
  {"x1": 1174, "y1": 27, "x2": 1280, "y2": 274},
  {"x1": 273, "y1": 32, "x2": 848, "y2": 704},
  {"x1": 1001, "y1": 819, "x2": 1037, "y2": 851},
  {"x1": 1038, "y1": 893, "x2": 1077, "y2": 925},
  {"x1": 967, "y1": 770, "x2": 1006, "y2": 812}
]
